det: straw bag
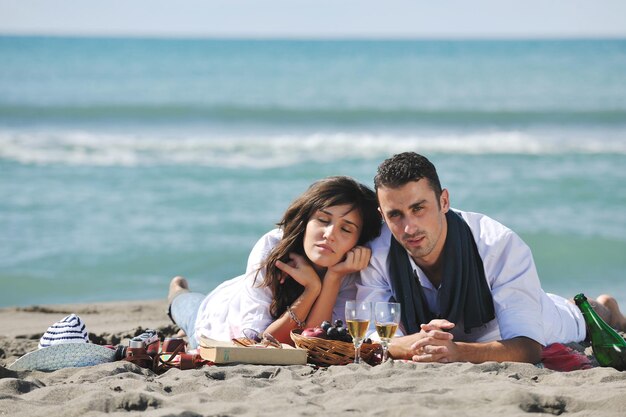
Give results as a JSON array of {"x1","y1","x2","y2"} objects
[{"x1": 290, "y1": 329, "x2": 382, "y2": 366}]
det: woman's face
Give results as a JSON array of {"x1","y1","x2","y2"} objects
[{"x1": 303, "y1": 204, "x2": 362, "y2": 269}]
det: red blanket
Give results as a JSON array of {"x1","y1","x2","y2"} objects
[{"x1": 541, "y1": 343, "x2": 592, "y2": 371}]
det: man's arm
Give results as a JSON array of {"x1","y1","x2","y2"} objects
[
  {"x1": 387, "y1": 320, "x2": 455, "y2": 359},
  {"x1": 433, "y1": 213, "x2": 546, "y2": 364},
  {"x1": 388, "y1": 320, "x2": 542, "y2": 364},
  {"x1": 411, "y1": 334, "x2": 542, "y2": 364}
]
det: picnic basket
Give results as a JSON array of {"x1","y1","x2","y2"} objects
[{"x1": 290, "y1": 329, "x2": 381, "y2": 366}]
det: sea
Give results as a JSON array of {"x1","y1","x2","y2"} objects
[{"x1": 1, "y1": 36, "x2": 625, "y2": 308}]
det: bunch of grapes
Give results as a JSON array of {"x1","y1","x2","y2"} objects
[
  {"x1": 301, "y1": 320, "x2": 372, "y2": 344},
  {"x1": 320, "y1": 320, "x2": 352, "y2": 342},
  {"x1": 320, "y1": 320, "x2": 372, "y2": 344}
]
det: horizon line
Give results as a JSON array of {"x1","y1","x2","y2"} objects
[{"x1": 1, "y1": 31, "x2": 626, "y2": 42}]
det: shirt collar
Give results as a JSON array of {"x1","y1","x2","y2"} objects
[{"x1": 406, "y1": 251, "x2": 439, "y2": 291}]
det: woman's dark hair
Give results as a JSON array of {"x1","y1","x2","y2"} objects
[{"x1": 258, "y1": 176, "x2": 381, "y2": 319}]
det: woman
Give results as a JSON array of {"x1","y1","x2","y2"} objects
[{"x1": 167, "y1": 176, "x2": 381, "y2": 348}]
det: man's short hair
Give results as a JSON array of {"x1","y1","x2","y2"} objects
[{"x1": 374, "y1": 152, "x2": 442, "y2": 199}]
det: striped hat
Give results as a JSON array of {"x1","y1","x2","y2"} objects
[{"x1": 38, "y1": 314, "x2": 89, "y2": 349}]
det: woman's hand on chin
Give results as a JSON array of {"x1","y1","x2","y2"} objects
[
  {"x1": 327, "y1": 246, "x2": 371, "y2": 278},
  {"x1": 276, "y1": 253, "x2": 322, "y2": 292}
]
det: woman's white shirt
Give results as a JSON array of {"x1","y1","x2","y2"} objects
[{"x1": 194, "y1": 228, "x2": 357, "y2": 344}]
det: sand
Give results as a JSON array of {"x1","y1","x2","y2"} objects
[{"x1": 1, "y1": 299, "x2": 626, "y2": 417}]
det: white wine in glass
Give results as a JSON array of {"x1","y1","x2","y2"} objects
[
  {"x1": 375, "y1": 302, "x2": 401, "y2": 362},
  {"x1": 345, "y1": 300, "x2": 371, "y2": 364}
]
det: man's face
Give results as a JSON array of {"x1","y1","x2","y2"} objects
[{"x1": 377, "y1": 180, "x2": 449, "y2": 268}]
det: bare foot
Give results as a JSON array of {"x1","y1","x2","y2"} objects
[
  {"x1": 596, "y1": 294, "x2": 626, "y2": 332},
  {"x1": 168, "y1": 276, "x2": 190, "y2": 304}
]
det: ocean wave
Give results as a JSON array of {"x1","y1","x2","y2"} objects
[
  {"x1": 1, "y1": 104, "x2": 626, "y2": 127},
  {"x1": 2, "y1": 129, "x2": 626, "y2": 167}
]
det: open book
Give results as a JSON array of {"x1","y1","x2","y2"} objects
[{"x1": 199, "y1": 336, "x2": 307, "y2": 365}]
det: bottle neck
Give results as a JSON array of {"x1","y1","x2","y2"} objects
[
  {"x1": 575, "y1": 298, "x2": 595, "y2": 342},
  {"x1": 575, "y1": 293, "x2": 626, "y2": 344}
]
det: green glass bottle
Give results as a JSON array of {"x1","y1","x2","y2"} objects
[{"x1": 574, "y1": 293, "x2": 626, "y2": 371}]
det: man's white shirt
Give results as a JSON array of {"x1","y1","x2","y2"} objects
[{"x1": 357, "y1": 210, "x2": 585, "y2": 345}]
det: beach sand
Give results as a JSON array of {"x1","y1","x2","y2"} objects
[{"x1": 1, "y1": 300, "x2": 626, "y2": 416}]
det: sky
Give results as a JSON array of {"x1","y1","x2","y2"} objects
[{"x1": 1, "y1": 0, "x2": 626, "y2": 39}]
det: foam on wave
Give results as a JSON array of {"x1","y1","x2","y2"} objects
[{"x1": 1, "y1": 129, "x2": 625, "y2": 167}]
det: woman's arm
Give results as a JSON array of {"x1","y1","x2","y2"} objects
[
  {"x1": 263, "y1": 285, "x2": 321, "y2": 344},
  {"x1": 304, "y1": 270, "x2": 344, "y2": 328},
  {"x1": 263, "y1": 253, "x2": 322, "y2": 344},
  {"x1": 306, "y1": 246, "x2": 371, "y2": 328}
]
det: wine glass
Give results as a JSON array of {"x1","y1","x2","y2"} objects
[
  {"x1": 374, "y1": 302, "x2": 401, "y2": 362},
  {"x1": 345, "y1": 300, "x2": 371, "y2": 364}
]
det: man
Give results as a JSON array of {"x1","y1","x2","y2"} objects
[{"x1": 358, "y1": 152, "x2": 626, "y2": 364}]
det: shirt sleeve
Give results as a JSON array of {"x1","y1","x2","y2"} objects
[
  {"x1": 236, "y1": 229, "x2": 282, "y2": 335},
  {"x1": 235, "y1": 272, "x2": 274, "y2": 335},
  {"x1": 333, "y1": 274, "x2": 357, "y2": 323},
  {"x1": 246, "y1": 228, "x2": 282, "y2": 274},
  {"x1": 483, "y1": 229, "x2": 546, "y2": 346},
  {"x1": 357, "y1": 226, "x2": 395, "y2": 305},
  {"x1": 356, "y1": 226, "x2": 405, "y2": 335}
]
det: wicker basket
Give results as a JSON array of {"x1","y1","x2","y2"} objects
[{"x1": 290, "y1": 329, "x2": 381, "y2": 366}]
